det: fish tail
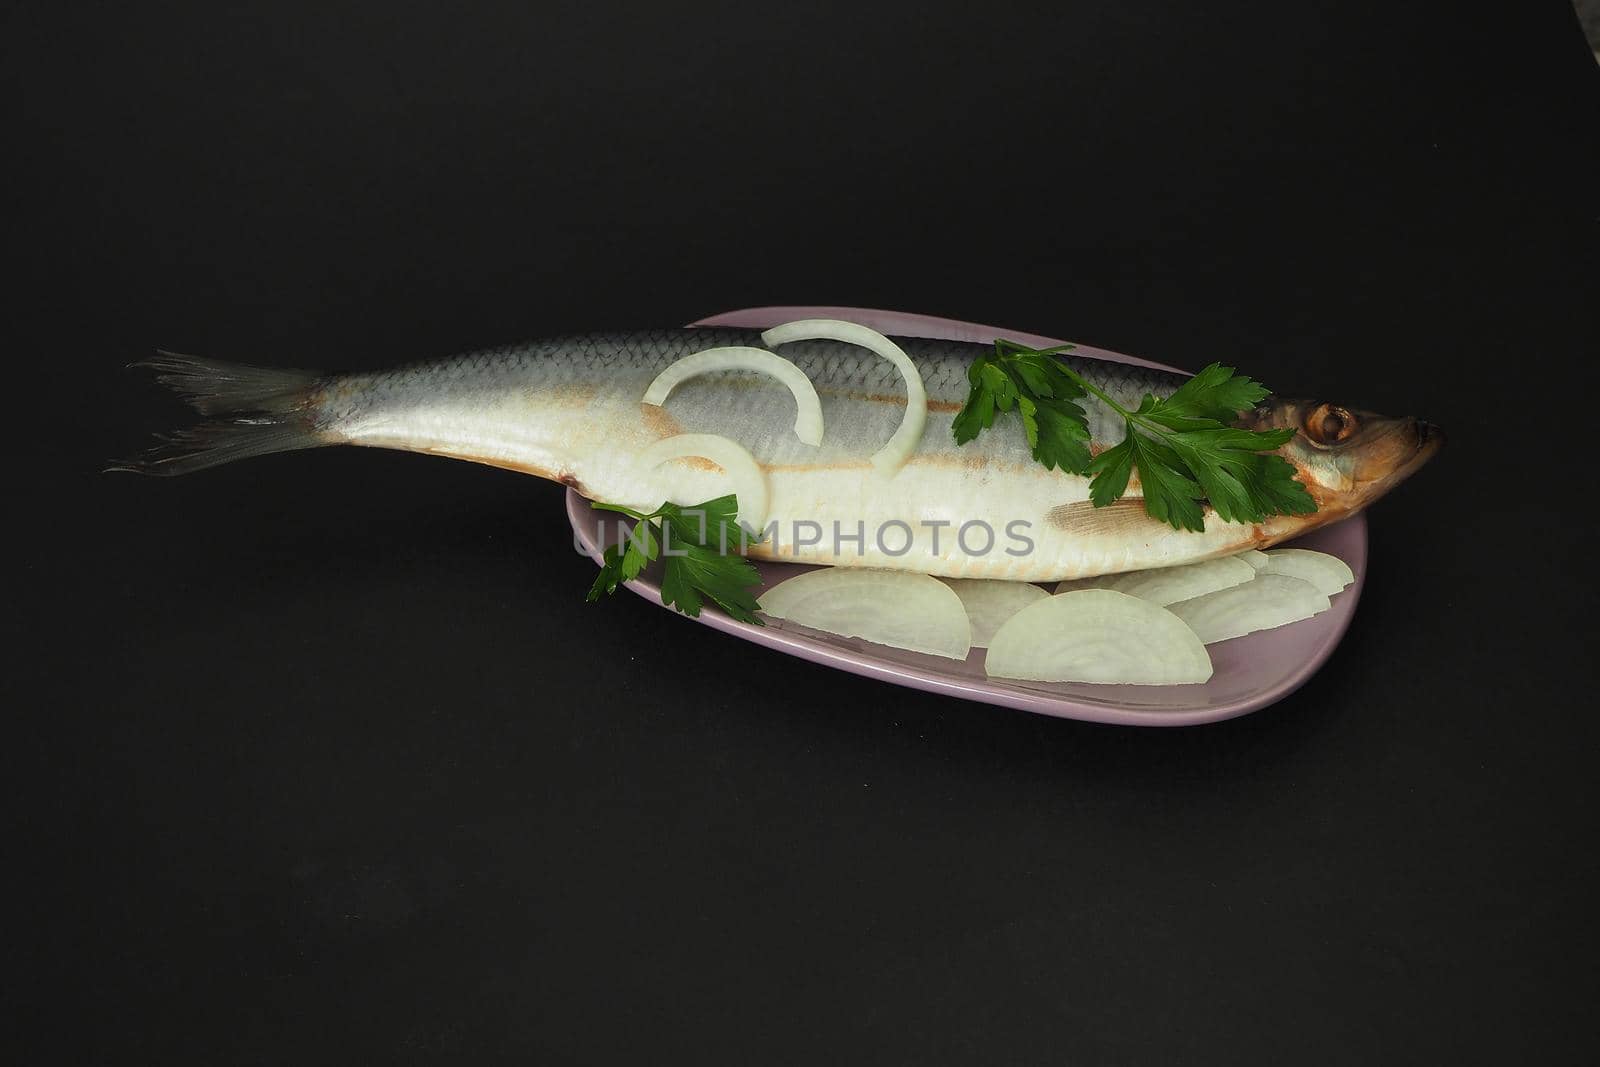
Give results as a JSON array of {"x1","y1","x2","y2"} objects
[{"x1": 111, "y1": 352, "x2": 329, "y2": 476}]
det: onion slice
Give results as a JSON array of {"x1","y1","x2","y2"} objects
[
  {"x1": 985, "y1": 590, "x2": 1213, "y2": 685},
  {"x1": 642, "y1": 346, "x2": 824, "y2": 446},
  {"x1": 638, "y1": 433, "x2": 769, "y2": 533},
  {"x1": 1054, "y1": 555, "x2": 1257, "y2": 606},
  {"x1": 941, "y1": 579, "x2": 1049, "y2": 648},
  {"x1": 760, "y1": 319, "x2": 927, "y2": 476},
  {"x1": 1234, "y1": 549, "x2": 1270, "y2": 570},
  {"x1": 758, "y1": 569, "x2": 972, "y2": 659},
  {"x1": 1167, "y1": 574, "x2": 1330, "y2": 644},
  {"x1": 1260, "y1": 549, "x2": 1354, "y2": 595}
]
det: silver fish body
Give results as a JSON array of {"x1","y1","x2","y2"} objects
[
  {"x1": 317, "y1": 330, "x2": 1240, "y2": 580},
  {"x1": 130, "y1": 327, "x2": 1442, "y2": 581}
]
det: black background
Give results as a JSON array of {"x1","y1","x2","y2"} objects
[{"x1": 8, "y1": 1, "x2": 1599, "y2": 1062}]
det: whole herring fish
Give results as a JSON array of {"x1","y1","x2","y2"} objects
[{"x1": 120, "y1": 325, "x2": 1442, "y2": 580}]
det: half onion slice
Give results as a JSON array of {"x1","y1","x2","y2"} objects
[
  {"x1": 638, "y1": 433, "x2": 769, "y2": 533},
  {"x1": 1234, "y1": 549, "x2": 1270, "y2": 570},
  {"x1": 1054, "y1": 555, "x2": 1257, "y2": 606},
  {"x1": 1260, "y1": 549, "x2": 1354, "y2": 595},
  {"x1": 985, "y1": 589, "x2": 1213, "y2": 685},
  {"x1": 642, "y1": 346, "x2": 825, "y2": 446},
  {"x1": 941, "y1": 579, "x2": 1049, "y2": 648},
  {"x1": 760, "y1": 319, "x2": 927, "y2": 476},
  {"x1": 1167, "y1": 573, "x2": 1330, "y2": 644},
  {"x1": 758, "y1": 568, "x2": 972, "y2": 659}
]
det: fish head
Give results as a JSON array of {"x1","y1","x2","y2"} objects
[{"x1": 1236, "y1": 397, "x2": 1444, "y2": 535}]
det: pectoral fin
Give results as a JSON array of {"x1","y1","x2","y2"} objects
[{"x1": 1044, "y1": 498, "x2": 1182, "y2": 538}]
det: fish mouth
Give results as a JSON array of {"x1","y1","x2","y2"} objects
[
  {"x1": 1414, "y1": 419, "x2": 1444, "y2": 453},
  {"x1": 1360, "y1": 417, "x2": 1444, "y2": 496},
  {"x1": 1402, "y1": 418, "x2": 1445, "y2": 475}
]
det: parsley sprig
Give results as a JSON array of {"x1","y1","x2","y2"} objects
[
  {"x1": 953, "y1": 340, "x2": 1316, "y2": 533},
  {"x1": 586, "y1": 494, "x2": 765, "y2": 624}
]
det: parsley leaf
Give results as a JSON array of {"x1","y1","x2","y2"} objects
[
  {"x1": 1028, "y1": 395, "x2": 1094, "y2": 474},
  {"x1": 952, "y1": 340, "x2": 1317, "y2": 533},
  {"x1": 585, "y1": 544, "x2": 629, "y2": 602},
  {"x1": 1142, "y1": 362, "x2": 1272, "y2": 428},
  {"x1": 1164, "y1": 427, "x2": 1315, "y2": 525},
  {"x1": 659, "y1": 495, "x2": 740, "y2": 549},
  {"x1": 1123, "y1": 432, "x2": 1206, "y2": 533},
  {"x1": 953, "y1": 340, "x2": 1092, "y2": 472},
  {"x1": 1084, "y1": 436, "x2": 1135, "y2": 508},
  {"x1": 660, "y1": 541, "x2": 764, "y2": 624},
  {"x1": 586, "y1": 495, "x2": 765, "y2": 625},
  {"x1": 950, "y1": 380, "x2": 996, "y2": 444}
]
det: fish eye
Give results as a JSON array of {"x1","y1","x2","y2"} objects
[{"x1": 1304, "y1": 403, "x2": 1358, "y2": 446}]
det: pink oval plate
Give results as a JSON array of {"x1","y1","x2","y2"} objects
[{"x1": 565, "y1": 306, "x2": 1366, "y2": 727}]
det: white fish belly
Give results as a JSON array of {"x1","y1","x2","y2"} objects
[{"x1": 328, "y1": 360, "x2": 1259, "y2": 580}]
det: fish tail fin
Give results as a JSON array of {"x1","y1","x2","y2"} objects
[
  {"x1": 133, "y1": 350, "x2": 321, "y2": 416},
  {"x1": 110, "y1": 352, "x2": 329, "y2": 476}
]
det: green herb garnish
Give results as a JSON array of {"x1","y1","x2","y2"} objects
[
  {"x1": 953, "y1": 340, "x2": 1316, "y2": 533},
  {"x1": 586, "y1": 494, "x2": 765, "y2": 624}
]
